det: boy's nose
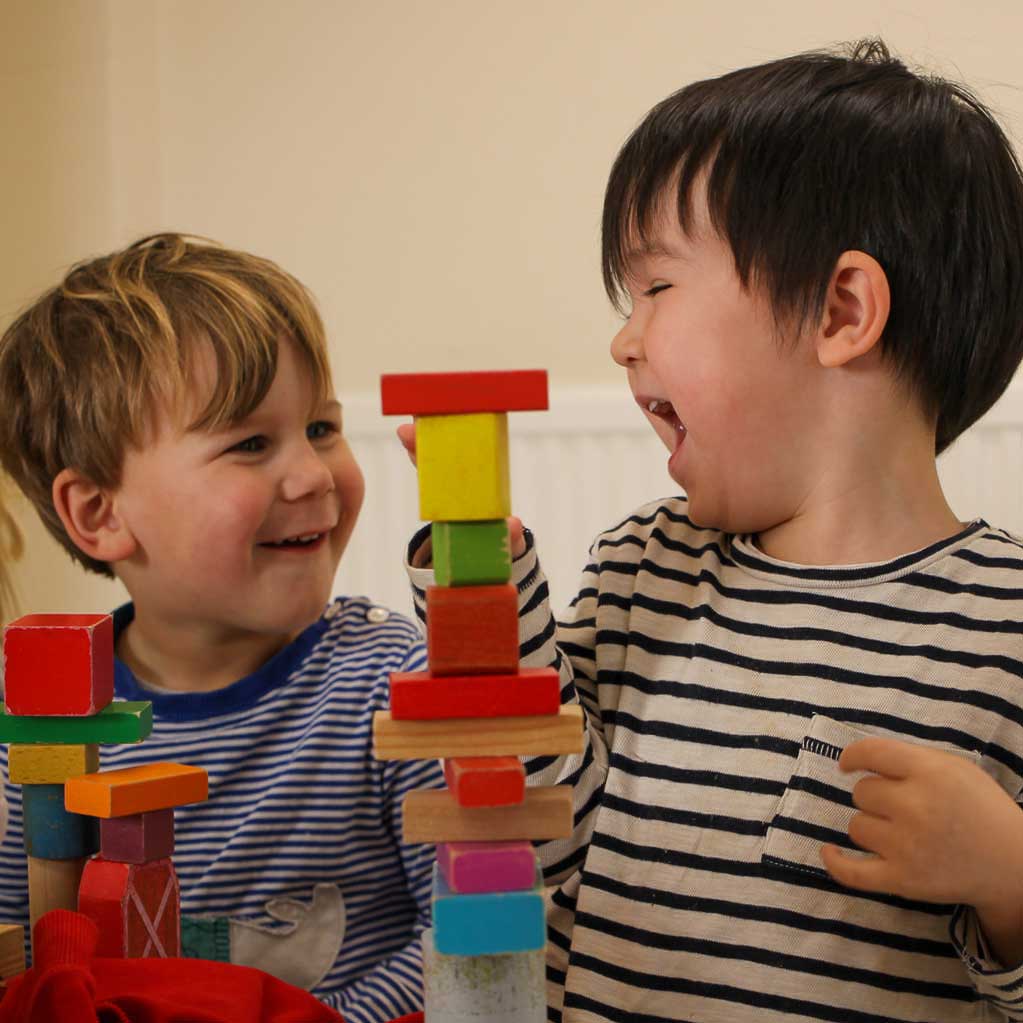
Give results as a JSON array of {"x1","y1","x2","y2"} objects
[
  {"x1": 611, "y1": 316, "x2": 644, "y2": 366},
  {"x1": 280, "y1": 445, "x2": 335, "y2": 502}
]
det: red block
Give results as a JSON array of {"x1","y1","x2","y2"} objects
[
  {"x1": 380, "y1": 370, "x2": 548, "y2": 416},
  {"x1": 3, "y1": 613, "x2": 114, "y2": 716},
  {"x1": 100, "y1": 809, "x2": 175, "y2": 864},
  {"x1": 78, "y1": 856, "x2": 180, "y2": 958},
  {"x1": 426, "y1": 584, "x2": 518, "y2": 676},
  {"x1": 445, "y1": 757, "x2": 525, "y2": 807},
  {"x1": 390, "y1": 667, "x2": 560, "y2": 720}
]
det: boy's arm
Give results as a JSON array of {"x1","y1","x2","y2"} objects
[{"x1": 0, "y1": 760, "x2": 31, "y2": 961}]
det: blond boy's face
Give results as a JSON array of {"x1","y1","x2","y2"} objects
[{"x1": 112, "y1": 338, "x2": 364, "y2": 640}]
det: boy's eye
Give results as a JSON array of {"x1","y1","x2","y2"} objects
[
  {"x1": 644, "y1": 283, "x2": 672, "y2": 297},
  {"x1": 307, "y1": 420, "x2": 339, "y2": 441},
  {"x1": 229, "y1": 435, "x2": 268, "y2": 454}
]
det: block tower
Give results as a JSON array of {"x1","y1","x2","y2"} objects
[
  {"x1": 375, "y1": 370, "x2": 583, "y2": 1022},
  {"x1": 0, "y1": 612, "x2": 207, "y2": 961}
]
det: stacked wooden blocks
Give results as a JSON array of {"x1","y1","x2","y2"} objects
[
  {"x1": 0, "y1": 613, "x2": 207, "y2": 960},
  {"x1": 375, "y1": 370, "x2": 582, "y2": 1022}
]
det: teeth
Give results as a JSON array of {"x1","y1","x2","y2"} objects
[{"x1": 648, "y1": 400, "x2": 660, "y2": 413}]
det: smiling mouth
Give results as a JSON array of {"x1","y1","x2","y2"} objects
[
  {"x1": 644, "y1": 399, "x2": 687, "y2": 443},
  {"x1": 259, "y1": 531, "x2": 329, "y2": 550}
]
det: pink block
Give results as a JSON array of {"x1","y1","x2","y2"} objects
[
  {"x1": 437, "y1": 841, "x2": 538, "y2": 894},
  {"x1": 101, "y1": 808, "x2": 175, "y2": 864}
]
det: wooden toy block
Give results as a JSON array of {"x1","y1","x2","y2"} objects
[
  {"x1": 438, "y1": 841, "x2": 538, "y2": 894},
  {"x1": 3, "y1": 613, "x2": 113, "y2": 716},
  {"x1": 432, "y1": 863, "x2": 544, "y2": 956},
  {"x1": 381, "y1": 369, "x2": 549, "y2": 416},
  {"x1": 27, "y1": 855, "x2": 88, "y2": 931},
  {"x1": 8, "y1": 743, "x2": 99, "y2": 784},
  {"x1": 79, "y1": 856, "x2": 180, "y2": 958},
  {"x1": 427, "y1": 583, "x2": 518, "y2": 676},
  {"x1": 445, "y1": 757, "x2": 525, "y2": 807},
  {"x1": 403, "y1": 785, "x2": 573, "y2": 843},
  {"x1": 416, "y1": 413, "x2": 510, "y2": 521},
  {"x1": 0, "y1": 925, "x2": 25, "y2": 979},
  {"x1": 22, "y1": 784, "x2": 99, "y2": 859},
  {"x1": 424, "y1": 927, "x2": 546, "y2": 1023},
  {"x1": 433, "y1": 520, "x2": 511, "y2": 586},
  {"x1": 65, "y1": 762, "x2": 208, "y2": 819},
  {"x1": 0, "y1": 701, "x2": 152, "y2": 745},
  {"x1": 389, "y1": 666, "x2": 560, "y2": 720},
  {"x1": 374, "y1": 704, "x2": 583, "y2": 760},
  {"x1": 101, "y1": 808, "x2": 175, "y2": 864}
]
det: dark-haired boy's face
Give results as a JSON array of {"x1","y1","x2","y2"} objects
[{"x1": 610, "y1": 188, "x2": 828, "y2": 533}]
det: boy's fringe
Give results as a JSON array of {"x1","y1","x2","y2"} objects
[{"x1": 0, "y1": 481, "x2": 24, "y2": 624}]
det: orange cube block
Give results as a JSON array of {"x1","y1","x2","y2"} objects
[
  {"x1": 65, "y1": 763, "x2": 208, "y2": 819},
  {"x1": 445, "y1": 757, "x2": 525, "y2": 807}
]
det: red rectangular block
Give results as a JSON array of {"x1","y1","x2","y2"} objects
[
  {"x1": 445, "y1": 757, "x2": 525, "y2": 807},
  {"x1": 78, "y1": 856, "x2": 180, "y2": 958},
  {"x1": 426, "y1": 584, "x2": 518, "y2": 676},
  {"x1": 438, "y1": 841, "x2": 538, "y2": 894},
  {"x1": 381, "y1": 370, "x2": 548, "y2": 416},
  {"x1": 3, "y1": 613, "x2": 114, "y2": 716},
  {"x1": 100, "y1": 808, "x2": 175, "y2": 864},
  {"x1": 389, "y1": 667, "x2": 560, "y2": 720}
]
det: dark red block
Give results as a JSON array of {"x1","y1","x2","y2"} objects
[
  {"x1": 389, "y1": 667, "x2": 560, "y2": 720},
  {"x1": 380, "y1": 370, "x2": 549, "y2": 416},
  {"x1": 426, "y1": 584, "x2": 518, "y2": 676},
  {"x1": 3, "y1": 613, "x2": 114, "y2": 716},
  {"x1": 445, "y1": 757, "x2": 526, "y2": 807},
  {"x1": 100, "y1": 808, "x2": 175, "y2": 864}
]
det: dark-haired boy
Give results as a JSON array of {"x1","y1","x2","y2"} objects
[{"x1": 403, "y1": 40, "x2": 1023, "y2": 1022}]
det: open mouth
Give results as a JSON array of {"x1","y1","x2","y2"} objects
[
  {"x1": 259, "y1": 531, "x2": 328, "y2": 551},
  {"x1": 644, "y1": 399, "x2": 687, "y2": 444}
]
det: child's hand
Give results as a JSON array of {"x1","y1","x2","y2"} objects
[
  {"x1": 395, "y1": 421, "x2": 527, "y2": 558},
  {"x1": 821, "y1": 737, "x2": 1023, "y2": 915}
]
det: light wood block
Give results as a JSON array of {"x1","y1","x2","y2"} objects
[
  {"x1": 374, "y1": 705, "x2": 583, "y2": 760},
  {"x1": 445, "y1": 757, "x2": 525, "y2": 807},
  {"x1": 438, "y1": 841, "x2": 538, "y2": 893},
  {"x1": 403, "y1": 785, "x2": 574, "y2": 843},
  {"x1": 3, "y1": 613, "x2": 113, "y2": 716},
  {"x1": 389, "y1": 667, "x2": 561, "y2": 721},
  {"x1": 9, "y1": 743, "x2": 99, "y2": 784},
  {"x1": 427, "y1": 583, "x2": 518, "y2": 676},
  {"x1": 65, "y1": 762, "x2": 208, "y2": 819},
  {"x1": 0, "y1": 924, "x2": 25, "y2": 979},
  {"x1": 381, "y1": 369, "x2": 548, "y2": 416},
  {"x1": 416, "y1": 413, "x2": 510, "y2": 521},
  {"x1": 433, "y1": 520, "x2": 511, "y2": 586},
  {"x1": 0, "y1": 701, "x2": 152, "y2": 745},
  {"x1": 28, "y1": 855, "x2": 87, "y2": 931}
]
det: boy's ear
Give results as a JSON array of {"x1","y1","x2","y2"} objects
[
  {"x1": 52, "y1": 469, "x2": 137, "y2": 565},
  {"x1": 815, "y1": 250, "x2": 891, "y2": 369}
]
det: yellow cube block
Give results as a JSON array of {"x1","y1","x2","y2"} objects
[
  {"x1": 416, "y1": 413, "x2": 510, "y2": 521},
  {"x1": 9, "y1": 743, "x2": 99, "y2": 784}
]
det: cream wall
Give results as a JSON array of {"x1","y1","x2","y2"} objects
[{"x1": 2, "y1": 0, "x2": 1022, "y2": 617}]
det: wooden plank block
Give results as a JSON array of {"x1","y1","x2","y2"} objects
[
  {"x1": 403, "y1": 785, "x2": 574, "y2": 843},
  {"x1": 28, "y1": 855, "x2": 87, "y2": 931},
  {"x1": 78, "y1": 856, "x2": 180, "y2": 958},
  {"x1": 3, "y1": 613, "x2": 113, "y2": 716},
  {"x1": 427, "y1": 583, "x2": 518, "y2": 676},
  {"x1": 65, "y1": 762, "x2": 208, "y2": 819},
  {"x1": 381, "y1": 370, "x2": 549, "y2": 416},
  {"x1": 0, "y1": 925, "x2": 25, "y2": 979},
  {"x1": 22, "y1": 784, "x2": 99, "y2": 859},
  {"x1": 438, "y1": 841, "x2": 538, "y2": 893},
  {"x1": 375, "y1": 705, "x2": 583, "y2": 760},
  {"x1": 445, "y1": 757, "x2": 525, "y2": 807},
  {"x1": 0, "y1": 702, "x2": 152, "y2": 745},
  {"x1": 417, "y1": 413, "x2": 510, "y2": 521},
  {"x1": 101, "y1": 808, "x2": 175, "y2": 864},
  {"x1": 432, "y1": 863, "x2": 544, "y2": 955},
  {"x1": 433, "y1": 520, "x2": 511, "y2": 586},
  {"x1": 9, "y1": 743, "x2": 99, "y2": 784},
  {"x1": 389, "y1": 667, "x2": 560, "y2": 720}
]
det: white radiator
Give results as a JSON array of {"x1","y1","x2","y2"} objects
[{"x1": 337, "y1": 385, "x2": 1023, "y2": 618}]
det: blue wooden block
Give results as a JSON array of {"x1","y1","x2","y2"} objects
[
  {"x1": 432, "y1": 863, "x2": 545, "y2": 956},
  {"x1": 22, "y1": 783, "x2": 99, "y2": 859}
]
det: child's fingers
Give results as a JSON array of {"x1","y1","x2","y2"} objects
[
  {"x1": 508, "y1": 516, "x2": 526, "y2": 559},
  {"x1": 396, "y1": 422, "x2": 417, "y2": 466}
]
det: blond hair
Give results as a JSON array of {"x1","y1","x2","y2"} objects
[
  {"x1": 0, "y1": 485, "x2": 23, "y2": 624},
  {"x1": 0, "y1": 233, "x2": 332, "y2": 578}
]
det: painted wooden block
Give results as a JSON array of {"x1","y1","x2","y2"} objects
[
  {"x1": 433, "y1": 520, "x2": 511, "y2": 586},
  {"x1": 432, "y1": 863, "x2": 544, "y2": 955},
  {"x1": 0, "y1": 924, "x2": 25, "y2": 979},
  {"x1": 427, "y1": 583, "x2": 518, "y2": 676},
  {"x1": 438, "y1": 841, "x2": 538, "y2": 894},
  {"x1": 389, "y1": 667, "x2": 560, "y2": 721},
  {"x1": 445, "y1": 757, "x2": 525, "y2": 807},
  {"x1": 8, "y1": 743, "x2": 99, "y2": 785},
  {"x1": 0, "y1": 702, "x2": 152, "y2": 745},
  {"x1": 101, "y1": 808, "x2": 175, "y2": 864},
  {"x1": 3, "y1": 613, "x2": 113, "y2": 716},
  {"x1": 374, "y1": 704, "x2": 583, "y2": 760},
  {"x1": 403, "y1": 785, "x2": 573, "y2": 843},
  {"x1": 79, "y1": 856, "x2": 180, "y2": 958},
  {"x1": 416, "y1": 413, "x2": 510, "y2": 521},
  {"x1": 22, "y1": 784, "x2": 99, "y2": 859},
  {"x1": 65, "y1": 762, "x2": 208, "y2": 819},
  {"x1": 381, "y1": 369, "x2": 548, "y2": 416},
  {"x1": 27, "y1": 856, "x2": 88, "y2": 931}
]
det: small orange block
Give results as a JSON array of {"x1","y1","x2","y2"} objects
[
  {"x1": 64, "y1": 763, "x2": 208, "y2": 819},
  {"x1": 427, "y1": 584, "x2": 518, "y2": 676},
  {"x1": 445, "y1": 757, "x2": 525, "y2": 807}
]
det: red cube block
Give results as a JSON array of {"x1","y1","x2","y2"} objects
[
  {"x1": 3, "y1": 613, "x2": 114, "y2": 716},
  {"x1": 426, "y1": 585, "x2": 518, "y2": 676},
  {"x1": 78, "y1": 856, "x2": 180, "y2": 958},
  {"x1": 100, "y1": 808, "x2": 175, "y2": 864},
  {"x1": 445, "y1": 757, "x2": 525, "y2": 807}
]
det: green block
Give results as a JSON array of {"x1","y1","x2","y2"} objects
[
  {"x1": 433, "y1": 520, "x2": 511, "y2": 586},
  {"x1": 181, "y1": 915, "x2": 232, "y2": 962},
  {"x1": 0, "y1": 701, "x2": 152, "y2": 745}
]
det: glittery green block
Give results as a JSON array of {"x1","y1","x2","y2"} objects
[{"x1": 432, "y1": 520, "x2": 511, "y2": 586}]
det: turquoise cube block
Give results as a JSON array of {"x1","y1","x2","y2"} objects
[{"x1": 22, "y1": 783, "x2": 99, "y2": 860}]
